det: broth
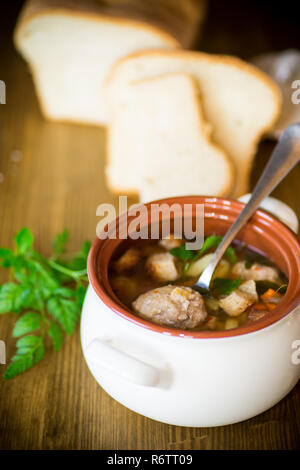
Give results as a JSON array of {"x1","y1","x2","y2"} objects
[{"x1": 108, "y1": 236, "x2": 288, "y2": 331}]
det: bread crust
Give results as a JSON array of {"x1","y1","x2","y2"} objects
[
  {"x1": 108, "y1": 49, "x2": 281, "y2": 121},
  {"x1": 14, "y1": 0, "x2": 205, "y2": 51}
]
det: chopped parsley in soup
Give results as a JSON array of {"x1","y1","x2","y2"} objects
[{"x1": 108, "y1": 235, "x2": 288, "y2": 331}]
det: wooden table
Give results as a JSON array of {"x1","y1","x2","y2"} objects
[{"x1": 0, "y1": 0, "x2": 299, "y2": 450}]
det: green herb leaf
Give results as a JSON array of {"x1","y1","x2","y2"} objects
[
  {"x1": 14, "y1": 228, "x2": 34, "y2": 255},
  {"x1": 47, "y1": 258, "x2": 87, "y2": 281},
  {"x1": 32, "y1": 260, "x2": 59, "y2": 291},
  {"x1": 212, "y1": 277, "x2": 242, "y2": 296},
  {"x1": 175, "y1": 235, "x2": 237, "y2": 276},
  {"x1": 52, "y1": 230, "x2": 69, "y2": 256},
  {"x1": 0, "y1": 283, "x2": 28, "y2": 314},
  {"x1": 0, "y1": 248, "x2": 15, "y2": 268},
  {"x1": 13, "y1": 258, "x2": 38, "y2": 284},
  {"x1": 275, "y1": 284, "x2": 288, "y2": 294},
  {"x1": 53, "y1": 287, "x2": 76, "y2": 299},
  {"x1": 3, "y1": 335, "x2": 44, "y2": 380},
  {"x1": 67, "y1": 241, "x2": 91, "y2": 271},
  {"x1": 47, "y1": 296, "x2": 80, "y2": 335},
  {"x1": 48, "y1": 322, "x2": 63, "y2": 352},
  {"x1": 183, "y1": 261, "x2": 192, "y2": 274},
  {"x1": 199, "y1": 235, "x2": 222, "y2": 255},
  {"x1": 79, "y1": 241, "x2": 91, "y2": 260},
  {"x1": 199, "y1": 235, "x2": 237, "y2": 263},
  {"x1": 53, "y1": 239, "x2": 90, "y2": 274},
  {"x1": 170, "y1": 245, "x2": 196, "y2": 261},
  {"x1": 225, "y1": 246, "x2": 237, "y2": 264},
  {"x1": 13, "y1": 312, "x2": 41, "y2": 337},
  {"x1": 1, "y1": 228, "x2": 89, "y2": 379}
]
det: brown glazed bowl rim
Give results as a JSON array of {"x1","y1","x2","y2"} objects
[{"x1": 88, "y1": 196, "x2": 300, "y2": 339}]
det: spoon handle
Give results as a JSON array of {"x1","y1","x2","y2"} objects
[{"x1": 196, "y1": 123, "x2": 300, "y2": 289}]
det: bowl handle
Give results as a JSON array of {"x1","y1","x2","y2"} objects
[
  {"x1": 84, "y1": 337, "x2": 160, "y2": 387},
  {"x1": 238, "y1": 194, "x2": 299, "y2": 234}
]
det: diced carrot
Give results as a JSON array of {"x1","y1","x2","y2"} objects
[
  {"x1": 261, "y1": 288, "x2": 278, "y2": 301},
  {"x1": 252, "y1": 303, "x2": 268, "y2": 311},
  {"x1": 266, "y1": 302, "x2": 276, "y2": 311}
]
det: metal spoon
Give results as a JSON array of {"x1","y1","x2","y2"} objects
[{"x1": 193, "y1": 123, "x2": 300, "y2": 293}]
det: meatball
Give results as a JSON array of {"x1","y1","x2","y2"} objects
[
  {"x1": 232, "y1": 261, "x2": 280, "y2": 283},
  {"x1": 145, "y1": 252, "x2": 180, "y2": 282},
  {"x1": 132, "y1": 285, "x2": 207, "y2": 329},
  {"x1": 219, "y1": 280, "x2": 258, "y2": 317}
]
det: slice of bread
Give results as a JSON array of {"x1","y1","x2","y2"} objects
[
  {"x1": 107, "y1": 72, "x2": 234, "y2": 202},
  {"x1": 107, "y1": 50, "x2": 281, "y2": 197},
  {"x1": 14, "y1": 0, "x2": 181, "y2": 126}
]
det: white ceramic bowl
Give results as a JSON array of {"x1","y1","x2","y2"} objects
[{"x1": 81, "y1": 196, "x2": 300, "y2": 427}]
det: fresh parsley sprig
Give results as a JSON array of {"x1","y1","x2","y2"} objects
[
  {"x1": 0, "y1": 228, "x2": 90, "y2": 379},
  {"x1": 170, "y1": 234, "x2": 237, "y2": 274},
  {"x1": 211, "y1": 276, "x2": 242, "y2": 296}
]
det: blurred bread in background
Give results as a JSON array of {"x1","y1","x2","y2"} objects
[
  {"x1": 14, "y1": 0, "x2": 206, "y2": 125},
  {"x1": 107, "y1": 72, "x2": 234, "y2": 201},
  {"x1": 14, "y1": 1, "x2": 281, "y2": 202},
  {"x1": 106, "y1": 50, "x2": 281, "y2": 198}
]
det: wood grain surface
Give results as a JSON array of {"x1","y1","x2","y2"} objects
[{"x1": 0, "y1": 0, "x2": 299, "y2": 450}]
